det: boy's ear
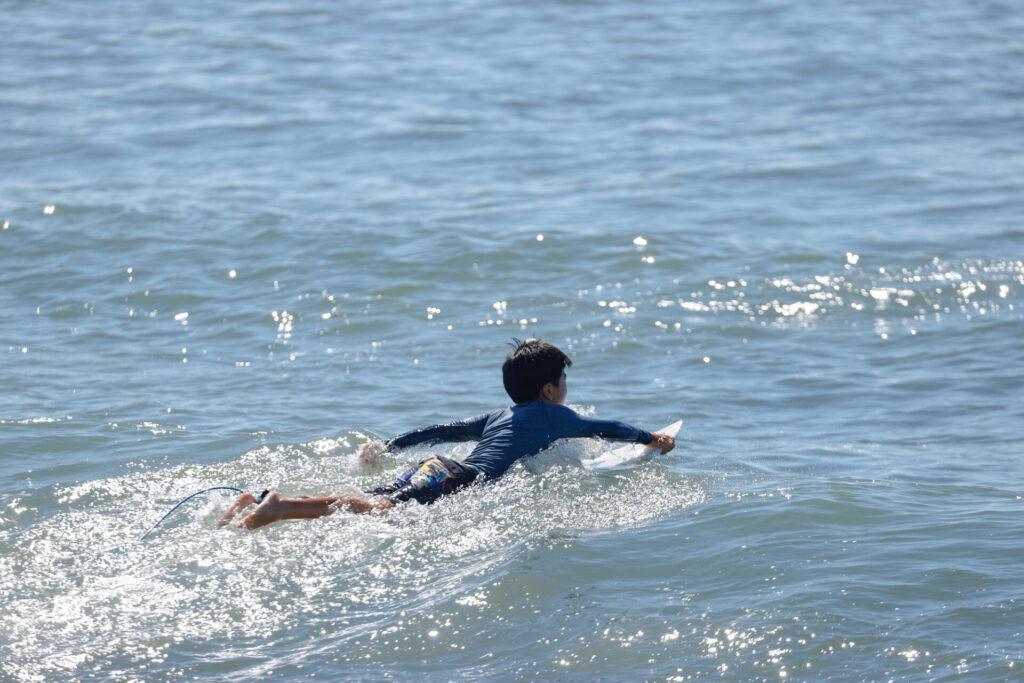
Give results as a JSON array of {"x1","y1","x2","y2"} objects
[{"x1": 539, "y1": 382, "x2": 555, "y2": 402}]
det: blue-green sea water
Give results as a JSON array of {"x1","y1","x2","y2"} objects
[{"x1": 2, "y1": 1, "x2": 1023, "y2": 680}]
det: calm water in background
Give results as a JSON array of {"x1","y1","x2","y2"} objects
[{"x1": 2, "y1": 0, "x2": 1023, "y2": 679}]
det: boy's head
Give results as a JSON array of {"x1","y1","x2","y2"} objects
[{"x1": 502, "y1": 338, "x2": 573, "y2": 404}]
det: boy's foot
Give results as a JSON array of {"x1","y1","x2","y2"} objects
[
  {"x1": 216, "y1": 492, "x2": 260, "y2": 528},
  {"x1": 238, "y1": 492, "x2": 282, "y2": 530}
]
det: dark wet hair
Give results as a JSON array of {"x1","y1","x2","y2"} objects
[{"x1": 502, "y1": 338, "x2": 572, "y2": 404}]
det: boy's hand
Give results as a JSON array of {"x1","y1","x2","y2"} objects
[
  {"x1": 650, "y1": 432, "x2": 675, "y2": 454},
  {"x1": 357, "y1": 439, "x2": 388, "y2": 465}
]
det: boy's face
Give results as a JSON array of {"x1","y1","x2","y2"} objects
[{"x1": 543, "y1": 369, "x2": 568, "y2": 405}]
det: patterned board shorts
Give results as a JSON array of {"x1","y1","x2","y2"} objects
[{"x1": 369, "y1": 455, "x2": 474, "y2": 505}]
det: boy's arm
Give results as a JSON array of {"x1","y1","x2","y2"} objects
[
  {"x1": 554, "y1": 406, "x2": 651, "y2": 443},
  {"x1": 358, "y1": 414, "x2": 491, "y2": 465},
  {"x1": 553, "y1": 405, "x2": 674, "y2": 453},
  {"x1": 384, "y1": 412, "x2": 491, "y2": 451}
]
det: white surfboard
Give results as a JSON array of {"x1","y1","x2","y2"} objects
[{"x1": 581, "y1": 420, "x2": 682, "y2": 471}]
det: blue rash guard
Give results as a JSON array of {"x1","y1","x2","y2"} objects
[{"x1": 385, "y1": 399, "x2": 654, "y2": 481}]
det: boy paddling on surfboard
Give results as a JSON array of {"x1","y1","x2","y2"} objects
[{"x1": 218, "y1": 339, "x2": 675, "y2": 530}]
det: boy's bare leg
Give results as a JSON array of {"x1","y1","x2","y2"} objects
[
  {"x1": 238, "y1": 492, "x2": 395, "y2": 530},
  {"x1": 217, "y1": 492, "x2": 260, "y2": 528}
]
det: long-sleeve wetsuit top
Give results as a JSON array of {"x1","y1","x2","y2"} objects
[{"x1": 385, "y1": 399, "x2": 653, "y2": 481}]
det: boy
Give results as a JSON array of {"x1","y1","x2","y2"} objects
[{"x1": 219, "y1": 339, "x2": 674, "y2": 529}]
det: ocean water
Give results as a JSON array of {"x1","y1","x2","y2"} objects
[{"x1": 2, "y1": 0, "x2": 1022, "y2": 680}]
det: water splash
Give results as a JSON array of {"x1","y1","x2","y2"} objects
[{"x1": 0, "y1": 434, "x2": 702, "y2": 681}]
